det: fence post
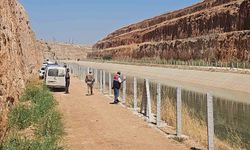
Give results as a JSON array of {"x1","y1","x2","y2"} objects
[
  {"x1": 79, "y1": 65, "x2": 81, "y2": 77},
  {"x1": 100, "y1": 70, "x2": 103, "y2": 92},
  {"x1": 78, "y1": 65, "x2": 80, "y2": 77},
  {"x1": 72, "y1": 64, "x2": 75, "y2": 75},
  {"x1": 176, "y1": 87, "x2": 182, "y2": 137},
  {"x1": 87, "y1": 67, "x2": 90, "y2": 74},
  {"x1": 75, "y1": 65, "x2": 77, "y2": 76},
  {"x1": 75, "y1": 64, "x2": 78, "y2": 75},
  {"x1": 74, "y1": 64, "x2": 77, "y2": 75},
  {"x1": 76, "y1": 65, "x2": 78, "y2": 77},
  {"x1": 103, "y1": 70, "x2": 106, "y2": 93},
  {"x1": 95, "y1": 68, "x2": 98, "y2": 88},
  {"x1": 76, "y1": 65, "x2": 79, "y2": 77},
  {"x1": 82, "y1": 67, "x2": 84, "y2": 80},
  {"x1": 146, "y1": 79, "x2": 152, "y2": 122},
  {"x1": 156, "y1": 83, "x2": 161, "y2": 127},
  {"x1": 122, "y1": 76, "x2": 126, "y2": 104},
  {"x1": 133, "y1": 77, "x2": 137, "y2": 111},
  {"x1": 80, "y1": 67, "x2": 83, "y2": 80},
  {"x1": 84, "y1": 67, "x2": 86, "y2": 78},
  {"x1": 141, "y1": 80, "x2": 147, "y2": 114},
  {"x1": 207, "y1": 93, "x2": 214, "y2": 150},
  {"x1": 109, "y1": 72, "x2": 112, "y2": 96},
  {"x1": 83, "y1": 67, "x2": 86, "y2": 79}
]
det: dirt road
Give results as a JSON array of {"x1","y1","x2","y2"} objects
[
  {"x1": 64, "y1": 60, "x2": 250, "y2": 103},
  {"x1": 55, "y1": 78, "x2": 186, "y2": 150}
]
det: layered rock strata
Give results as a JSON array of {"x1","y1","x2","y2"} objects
[{"x1": 89, "y1": 0, "x2": 250, "y2": 62}]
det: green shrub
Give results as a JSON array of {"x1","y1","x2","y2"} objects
[
  {"x1": 35, "y1": 110, "x2": 63, "y2": 138},
  {"x1": 2, "y1": 81, "x2": 64, "y2": 150},
  {"x1": 20, "y1": 85, "x2": 41, "y2": 102},
  {"x1": 1, "y1": 136, "x2": 32, "y2": 150},
  {"x1": 32, "y1": 94, "x2": 56, "y2": 121},
  {"x1": 102, "y1": 55, "x2": 112, "y2": 60},
  {"x1": 1, "y1": 135, "x2": 63, "y2": 150},
  {"x1": 8, "y1": 105, "x2": 32, "y2": 130}
]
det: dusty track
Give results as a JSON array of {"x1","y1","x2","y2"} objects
[
  {"x1": 64, "y1": 60, "x2": 250, "y2": 103},
  {"x1": 55, "y1": 78, "x2": 186, "y2": 150}
]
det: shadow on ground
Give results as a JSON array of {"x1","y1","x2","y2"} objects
[{"x1": 49, "y1": 88, "x2": 65, "y2": 93}]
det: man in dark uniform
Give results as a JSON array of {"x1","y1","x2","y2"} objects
[
  {"x1": 65, "y1": 68, "x2": 70, "y2": 94},
  {"x1": 85, "y1": 71, "x2": 95, "y2": 95}
]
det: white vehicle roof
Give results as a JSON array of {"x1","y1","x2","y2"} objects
[
  {"x1": 47, "y1": 61, "x2": 56, "y2": 65},
  {"x1": 41, "y1": 64, "x2": 47, "y2": 68},
  {"x1": 47, "y1": 66, "x2": 65, "y2": 70},
  {"x1": 43, "y1": 61, "x2": 56, "y2": 65}
]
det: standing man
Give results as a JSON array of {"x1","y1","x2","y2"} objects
[
  {"x1": 65, "y1": 68, "x2": 70, "y2": 94},
  {"x1": 112, "y1": 72, "x2": 126, "y2": 104},
  {"x1": 85, "y1": 71, "x2": 95, "y2": 95}
]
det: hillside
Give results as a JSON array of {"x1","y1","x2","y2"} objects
[
  {"x1": 0, "y1": 0, "x2": 42, "y2": 140},
  {"x1": 36, "y1": 40, "x2": 92, "y2": 60},
  {"x1": 89, "y1": 0, "x2": 250, "y2": 63}
]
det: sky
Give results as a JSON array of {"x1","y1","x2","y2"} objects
[{"x1": 20, "y1": 0, "x2": 201, "y2": 44}]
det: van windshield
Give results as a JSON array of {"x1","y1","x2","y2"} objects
[{"x1": 48, "y1": 69, "x2": 65, "y2": 77}]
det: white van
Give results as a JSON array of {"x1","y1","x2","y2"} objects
[
  {"x1": 45, "y1": 66, "x2": 66, "y2": 89},
  {"x1": 39, "y1": 66, "x2": 46, "y2": 79}
]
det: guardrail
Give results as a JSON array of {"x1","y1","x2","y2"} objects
[{"x1": 64, "y1": 62, "x2": 216, "y2": 150}]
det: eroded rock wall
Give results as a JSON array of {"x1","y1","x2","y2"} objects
[
  {"x1": 37, "y1": 40, "x2": 92, "y2": 61},
  {"x1": 0, "y1": 0, "x2": 42, "y2": 139},
  {"x1": 90, "y1": 0, "x2": 250, "y2": 62}
]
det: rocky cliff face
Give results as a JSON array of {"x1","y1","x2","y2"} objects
[
  {"x1": 0, "y1": 0, "x2": 42, "y2": 139},
  {"x1": 37, "y1": 40, "x2": 92, "y2": 61},
  {"x1": 90, "y1": 0, "x2": 250, "y2": 62}
]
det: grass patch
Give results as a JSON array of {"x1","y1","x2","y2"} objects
[
  {"x1": 1, "y1": 135, "x2": 63, "y2": 150},
  {"x1": 1, "y1": 79, "x2": 64, "y2": 150},
  {"x1": 35, "y1": 110, "x2": 63, "y2": 139},
  {"x1": 7, "y1": 105, "x2": 32, "y2": 130}
]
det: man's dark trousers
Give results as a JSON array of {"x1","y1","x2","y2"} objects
[{"x1": 65, "y1": 79, "x2": 70, "y2": 93}]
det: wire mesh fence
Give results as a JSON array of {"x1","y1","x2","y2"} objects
[{"x1": 63, "y1": 62, "x2": 250, "y2": 150}]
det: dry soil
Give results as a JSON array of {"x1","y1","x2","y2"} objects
[{"x1": 55, "y1": 78, "x2": 186, "y2": 150}]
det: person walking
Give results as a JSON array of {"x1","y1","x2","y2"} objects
[
  {"x1": 65, "y1": 68, "x2": 70, "y2": 94},
  {"x1": 85, "y1": 71, "x2": 95, "y2": 95},
  {"x1": 112, "y1": 72, "x2": 126, "y2": 104}
]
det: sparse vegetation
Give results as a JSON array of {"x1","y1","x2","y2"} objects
[
  {"x1": 86, "y1": 57, "x2": 250, "y2": 70},
  {"x1": 0, "y1": 79, "x2": 64, "y2": 150},
  {"x1": 102, "y1": 55, "x2": 113, "y2": 60},
  {"x1": 7, "y1": 105, "x2": 33, "y2": 130},
  {"x1": 120, "y1": 77, "x2": 245, "y2": 149},
  {"x1": 164, "y1": 99, "x2": 243, "y2": 150}
]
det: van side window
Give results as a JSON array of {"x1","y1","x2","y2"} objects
[
  {"x1": 58, "y1": 69, "x2": 65, "y2": 77},
  {"x1": 48, "y1": 69, "x2": 58, "y2": 76}
]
